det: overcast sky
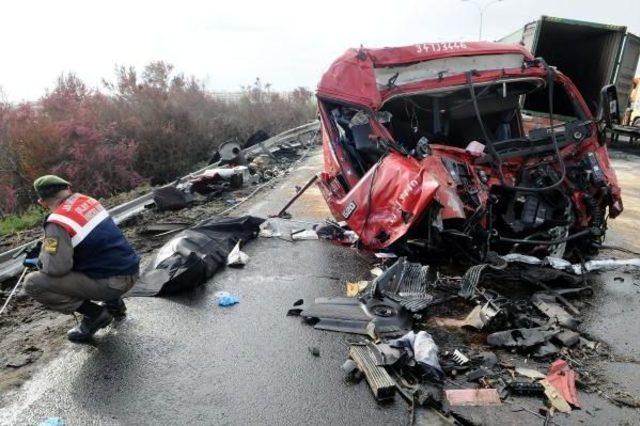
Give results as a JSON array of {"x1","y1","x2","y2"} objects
[{"x1": 0, "y1": 0, "x2": 638, "y2": 102}]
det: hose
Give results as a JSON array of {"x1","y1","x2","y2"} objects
[
  {"x1": 497, "y1": 228, "x2": 592, "y2": 246},
  {"x1": 466, "y1": 59, "x2": 567, "y2": 193}
]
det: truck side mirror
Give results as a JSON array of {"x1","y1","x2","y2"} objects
[{"x1": 599, "y1": 84, "x2": 620, "y2": 128}]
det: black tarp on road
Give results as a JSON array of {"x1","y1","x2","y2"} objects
[{"x1": 129, "y1": 215, "x2": 264, "y2": 297}]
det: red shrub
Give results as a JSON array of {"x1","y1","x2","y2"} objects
[{"x1": 0, "y1": 64, "x2": 316, "y2": 214}]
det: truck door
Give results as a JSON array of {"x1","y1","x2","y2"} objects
[{"x1": 614, "y1": 33, "x2": 640, "y2": 112}]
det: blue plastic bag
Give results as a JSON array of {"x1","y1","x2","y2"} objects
[
  {"x1": 215, "y1": 291, "x2": 239, "y2": 307},
  {"x1": 39, "y1": 418, "x2": 65, "y2": 426}
]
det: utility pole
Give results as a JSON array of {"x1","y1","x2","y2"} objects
[{"x1": 461, "y1": 0, "x2": 504, "y2": 40}]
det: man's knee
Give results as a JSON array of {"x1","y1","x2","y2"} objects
[
  {"x1": 23, "y1": 271, "x2": 83, "y2": 314},
  {"x1": 23, "y1": 271, "x2": 48, "y2": 297}
]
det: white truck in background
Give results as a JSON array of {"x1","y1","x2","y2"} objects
[{"x1": 500, "y1": 16, "x2": 640, "y2": 133}]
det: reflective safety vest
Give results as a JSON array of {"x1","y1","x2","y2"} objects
[{"x1": 47, "y1": 193, "x2": 139, "y2": 278}]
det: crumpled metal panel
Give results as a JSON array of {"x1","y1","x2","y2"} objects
[
  {"x1": 370, "y1": 257, "x2": 437, "y2": 312},
  {"x1": 297, "y1": 296, "x2": 410, "y2": 336}
]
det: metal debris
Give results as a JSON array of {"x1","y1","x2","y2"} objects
[
  {"x1": 371, "y1": 258, "x2": 437, "y2": 313},
  {"x1": 503, "y1": 254, "x2": 640, "y2": 275},
  {"x1": 531, "y1": 293, "x2": 580, "y2": 329},
  {"x1": 349, "y1": 344, "x2": 396, "y2": 401},
  {"x1": 293, "y1": 297, "x2": 410, "y2": 336},
  {"x1": 487, "y1": 327, "x2": 559, "y2": 349}
]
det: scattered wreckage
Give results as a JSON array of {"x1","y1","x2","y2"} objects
[
  {"x1": 152, "y1": 135, "x2": 314, "y2": 212},
  {"x1": 281, "y1": 40, "x2": 640, "y2": 422},
  {"x1": 129, "y1": 126, "x2": 324, "y2": 297},
  {"x1": 287, "y1": 251, "x2": 638, "y2": 421},
  {"x1": 315, "y1": 41, "x2": 624, "y2": 263}
]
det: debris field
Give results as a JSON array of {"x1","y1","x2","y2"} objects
[{"x1": 2, "y1": 19, "x2": 640, "y2": 425}]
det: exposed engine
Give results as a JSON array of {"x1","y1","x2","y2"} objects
[{"x1": 316, "y1": 42, "x2": 622, "y2": 264}]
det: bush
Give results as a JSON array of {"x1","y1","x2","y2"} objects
[
  {"x1": 0, "y1": 206, "x2": 44, "y2": 235},
  {"x1": 0, "y1": 63, "x2": 316, "y2": 217}
]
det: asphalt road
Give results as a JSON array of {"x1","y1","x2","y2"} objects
[
  {"x1": 0, "y1": 153, "x2": 407, "y2": 425},
  {"x1": 2, "y1": 150, "x2": 640, "y2": 425}
]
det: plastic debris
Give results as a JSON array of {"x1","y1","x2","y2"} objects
[
  {"x1": 463, "y1": 302, "x2": 500, "y2": 330},
  {"x1": 258, "y1": 220, "x2": 281, "y2": 238},
  {"x1": 291, "y1": 229, "x2": 319, "y2": 240},
  {"x1": 390, "y1": 331, "x2": 443, "y2": 380},
  {"x1": 314, "y1": 221, "x2": 359, "y2": 244},
  {"x1": 487, "y1": 327, "x2": 559, "y2": 349},
  {"x1": 370, "y1": 258, "x2": 437, "y2": 313},
  {"x1": 341, "y1": 359, "x2": 363, "y2": 383},
  {"x1": 476, "y1": 351, "x2": 498, "y2": 368},
  {"x1": 293, "y1": 296, "x2": 410, "y2": 335},
  {"x1": 372, "y1": 342, "x2": 404, "y2": 366},
  {"x1": 552, "y1": 330, "x2": 580, "y2": 347},
  {"x1": 540, "y1": 378, "x2": 572, "y2": 413},
  {"x1": 227, "y1": 241, "x2": 249, "y2": 267},
  {"x1": 508, "y1": 381, "x2": 545, "y2": 396},
  {"x1": 369, "y1": 267, "x2": 384, "y2": 278},
  {"x1": 374, "y1": 252, "x2": 398, "y2": 259},
  {"x1": 345, "y1": 281, "x2": 369, "y2": 297},
  {"x1": 215, "y1": 291, "x2": 240, "y2": 307},
  {"x1": 466, "y1": 367, "x2": 495, "y2": 382},
  {"x1": 531, "y1": 293, "x2": 580, "y2": 329},
  {"x1": 308, "y1": 346, "x2": 320, "y2": 357},
  {"x1": 445, "y1": 389, "x2": 501, "y2": 406},
  {"x1": 39, "y1": 418, "x2": 65, "y2": 426},
  {"x1": 152, "y1": 186, "x2": 193, "y2": 212},
  {"x1": 452, "y1": 349, "x2": 469, "y2": 365},
  {"x1": 515, "y1": 367, "x2": 547, "y2": 380},
  {"x1": 547, "y1": 359, "x2": 580, "y2": 408},
  {"x1": 533, "y1": 342, "x2": 560, "y2": 358}
]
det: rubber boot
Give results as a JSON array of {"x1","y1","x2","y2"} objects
[
  {"x1": 67, "y1": 307, "x2": 113, "y2": 343},
  {"x1": 100, "y1": 298, "x2": 127, "y2": 319}
]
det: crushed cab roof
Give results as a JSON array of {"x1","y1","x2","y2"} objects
[{"x1": 317, "y1": 41, "x2": 533, "y2": 109}]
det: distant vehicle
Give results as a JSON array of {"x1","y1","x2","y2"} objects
[
  {"x1": 499, "y1": 16, "x2": 640, "y2": 116},
  {"x1": 631, "y1": 101, "x2": 640, "y2": 127},
  {"x1": 630, "y1": 81, "x2": 640, "y2": 127},
  {"x1": 316, "y1": 41, "x2": 622, "y2": 263}
]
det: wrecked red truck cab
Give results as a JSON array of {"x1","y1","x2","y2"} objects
[{"x1": 316, "y1": 42, "x2": 622, "y2": 261}]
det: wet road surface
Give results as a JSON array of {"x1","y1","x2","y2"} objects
[
  {"x1": 0, "y1": 153, "x2": 407, "y2": 425},
  {"x1": 2, "y1": 150, "x2": 640, "y2": 425}
]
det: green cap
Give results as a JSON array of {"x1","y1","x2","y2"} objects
[{"x1": 33, "y1": 175, "x2": 71, "y2": 199}]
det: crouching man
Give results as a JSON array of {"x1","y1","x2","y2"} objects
[{"x1": 23, "y1": 175, "x2": 140, "y2": 342}]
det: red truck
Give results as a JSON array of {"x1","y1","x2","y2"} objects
[{"x1": 316, "y1": 41, "x2": 622, "y2": 262}]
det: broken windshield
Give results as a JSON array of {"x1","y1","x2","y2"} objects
[
  {"x1": 378, "y1": 77, "x2": 588, "y2": 156},
  {"x1": 321, "y1": 77, "x2": 592, "y2": 182}
]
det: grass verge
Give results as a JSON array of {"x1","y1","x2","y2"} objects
[{"x1": 0, "y1": 207, "x2": 44, "y2": 236}]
